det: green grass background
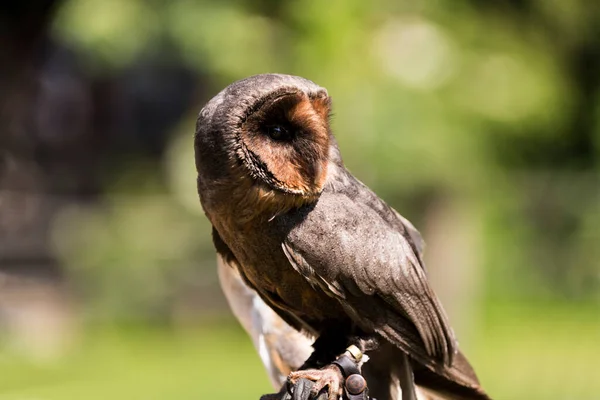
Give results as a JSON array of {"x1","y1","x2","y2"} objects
[{"x1": 1, "y1": 302, "x2": 598, "y2": 400}]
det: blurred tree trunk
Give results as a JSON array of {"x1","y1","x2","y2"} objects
[
  {"x1": 421, "y1": 194, "x2": 483, "y2": 344},
  {"x1": 0, "y1": 0, "x2": 75, "y2": 360},
  {"x1": 0, "y1": 0, "x2": 60, "y2": 143},
  {"x1": 0, "y1": 0, "x2": 64, "y2": 278}
]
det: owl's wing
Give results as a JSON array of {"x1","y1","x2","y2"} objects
[{"x1": 280, "y1": 191, "x2": 456, "y2": 369}]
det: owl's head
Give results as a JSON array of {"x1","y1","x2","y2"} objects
[{"x1": 195, "y1": 74, "x2": 333, "y2": 207}]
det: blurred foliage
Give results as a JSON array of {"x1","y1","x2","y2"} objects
[
  {"x1": 1, "y1": 0, "x2": 598, "y2": 399},
  {"x1": 0, "y1": 307, "x2": 599, "y2": 400},
  {"x1": 50, "y1": 0, "x2": 599, "y2": 305}
]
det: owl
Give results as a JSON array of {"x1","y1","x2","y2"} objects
[{"x1": 195, "y1": 74, "x2": 489, "y2": 400}]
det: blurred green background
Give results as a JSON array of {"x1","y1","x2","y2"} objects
[{"x1": 0, "y1": 0, "x2": 599, "y2": 399}]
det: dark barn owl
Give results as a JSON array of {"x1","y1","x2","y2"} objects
[{"x1": 195, "y1": 74, "x2": 489, "y2": 400}]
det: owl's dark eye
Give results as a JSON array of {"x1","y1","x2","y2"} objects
[{"x1": 266, "y1": 125, "x2": 292, "y2": 141}]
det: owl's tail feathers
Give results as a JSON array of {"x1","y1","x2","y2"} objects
[{"x1": 412, "y1": 349, "x2": 491, "y2": 400}]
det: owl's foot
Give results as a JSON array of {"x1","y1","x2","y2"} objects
[{"x1": 288, "y1": 365, "x2": 343, "y2": 400}]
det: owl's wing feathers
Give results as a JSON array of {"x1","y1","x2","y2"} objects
[{"x1": 281, "y1": 190, "x2": 456, "y2": 369}]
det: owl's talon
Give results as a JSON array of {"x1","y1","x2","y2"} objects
[{"x1": 288, "y1": 365, "x2": 343, "y2": 400}]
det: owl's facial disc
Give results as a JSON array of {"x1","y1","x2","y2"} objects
[{"x1": 238, "y1": 91, "x2": 331, "y2": 196}]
